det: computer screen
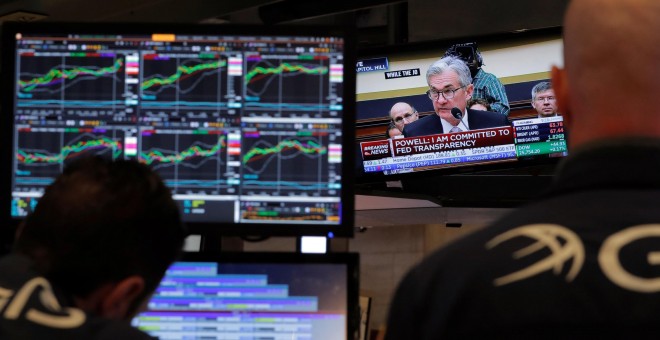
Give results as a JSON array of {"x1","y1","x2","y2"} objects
[
  {"x1": 132, "y1": 252, "x2": 360, "y2": 340},
  {"x1": 354, "y1": 28, "x2": 566, "y2": 183},
  {"x1": 0, "y1": 22, "x2": 356, "y2": 237}
]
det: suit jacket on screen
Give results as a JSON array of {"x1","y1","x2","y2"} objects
[{"x1": 402, "y1": 108, "x2": 510, "y2": 137}]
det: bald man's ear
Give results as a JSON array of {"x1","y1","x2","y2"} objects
[
  {"x1": 100, "y1": 276, "x2": 145, "y2": 320},
  {"x1": 14, "y1": 221, "x2": 26, "y2": 241},
  {"x1": 551, "y1": 66, "x2": 571, "y2": 126}
]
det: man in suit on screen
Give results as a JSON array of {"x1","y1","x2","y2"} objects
[{"x1": 402, "y1": 55, "x2": 509, "y2": 138}]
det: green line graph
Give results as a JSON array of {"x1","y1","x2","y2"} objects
[
  {"x1": 17, "y1": 137, "x2": 122, "y2": 164},
  {"x1": 245, "y1": 62, "x2": 328, "y2": 84},
  {"x1": 19, "y1": 59, "x2": 124, "y2": 92},
  {"x1": 139, "y1": 136, "x2": 226, "y2": 165},
  {"x1": 141, "y1": 60, "x2": 227, "y2": 90},
  {"x1": 243, "y1": 139, "x2": 327, "y2": 164}
]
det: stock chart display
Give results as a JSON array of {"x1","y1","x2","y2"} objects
[
  {"x1": 243, "y1": 54, "x2": 343, "y2": 119},
  {"x1": 9, "y1": 30, "x2": 348, "y2": 229}
]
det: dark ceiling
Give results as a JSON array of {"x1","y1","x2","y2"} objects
[{"x1": 0, "y1": 0, "x2": 570, "y2": 48}]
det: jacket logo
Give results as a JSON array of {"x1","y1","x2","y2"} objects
[
  {"x1": 487, "y1": 223, "x2": 660, "y2": 293},
  {"x1": 599, "y1": 224, "x2": 660, "y2": 293},
  {"x1": 486, "y1": 224, "x2": 584, "y2": 286},
  {"x1": 2, "y1": 277, "x2": 86, "y2": 328}
]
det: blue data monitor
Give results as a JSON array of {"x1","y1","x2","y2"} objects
[{"x1": 132, "y1": 252, "x2": 359, "y2": 340}]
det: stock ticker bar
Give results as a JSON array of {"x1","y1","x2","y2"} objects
[
  {"x1": 361, "y1": 116, "x2": 567, "y2": 174},
  {"x1": 361, "y1": 126, "x2": 516, "y2": 174},
  {"x1": 513, "y1": 116, "x2": 567, "y2": 156}
]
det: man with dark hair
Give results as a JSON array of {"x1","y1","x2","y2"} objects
[
  {"x1": 403, "y1": 55, "x2": 509, "y2": 138},
  {"x1": 467, "y1": 97, "x2": 491, "y2": 111},
  {"x1": 0, "y1": 157, "x2": 187, "y2": 339},
  {"x1": 445, "y1": 42, "x2": 510, "y2": 116},
  {"x1": 386, "y1": 0, "x2": 660, "y2": 338},
  {"x1": 385, "y1": 121, "x2": 402, "y2": 139}
]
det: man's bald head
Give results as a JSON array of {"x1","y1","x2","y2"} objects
[
  {"x1": 390, "y1": 102, "x2": 414, "y2": 117},
  {"x1": 556, "y1": 0, "x2": 660, "y2": 147},
  {"x1": 390, "y1": 102, "x2": 418, "y2": 128}
]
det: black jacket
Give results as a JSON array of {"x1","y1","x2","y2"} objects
[
  {"x1": 386, "y1": 138, "x2": 660, "y2": 339},
  {"x1": 0, "y1": 254, "x2": 156, "y2": 340}
]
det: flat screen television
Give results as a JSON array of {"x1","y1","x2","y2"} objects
[
  {"x1": 132, "y1": 252, "x2": 360, "y2": 340},
  {"x1": 0, "y1": 22, "x2": 356, "y2": 238},
  {"x1": 353, "y1": 28, "x2": 567, "y2": 189}
]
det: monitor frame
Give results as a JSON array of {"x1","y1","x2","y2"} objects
[
  {"x1": 353, "y1": 26, "x2": 565, "y2": 186},
  {"x1": 135, "y1": 251, "x2": 361, "y2": 340},
  {"x1": 0, "y1": 21, "x2": 356, "y2": 238}
]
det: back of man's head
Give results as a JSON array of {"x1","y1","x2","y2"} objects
[
  {"x1": 14, "y1": 157, "x2": 186, "y2": 307},
  {"x1": 556, "y1": 0, "x2": 660, "y2": 147}
]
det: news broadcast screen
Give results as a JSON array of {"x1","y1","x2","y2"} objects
[{"x1": 354, "y1": 28, "x2": 566, "y2": 180}]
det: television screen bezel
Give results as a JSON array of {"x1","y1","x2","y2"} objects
[
  {"x1": 353, "y1": 26, "x2": 565, "y2": 186},
  {"x1": 0, "y1": 21, "x2": 357, "y2": 238}
]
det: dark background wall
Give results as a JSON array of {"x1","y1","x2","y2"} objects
[{"x1": 0, "y1": 0, "x2": 570, "y2": 48}]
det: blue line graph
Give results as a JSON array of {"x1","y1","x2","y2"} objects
[
  {"x1": 15, "y1": 178, "x2": 55, "y2": 185},
  {"x1": 243, "y1": 102, "x2": 341, "y2": 110},
  {"x1": 164, "y1": 179, "x2": 233, "y2": 187},
  {"x1": 141, "y1": 101, "x2": 239, "y2": 108},
  {"x1": 17, "y1": 100, "x2": 125, "y2": 107},
  {"x1": 242, "y1": 180, "x2": 337, "y2": 191}
]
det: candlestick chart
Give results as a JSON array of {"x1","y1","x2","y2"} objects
[
  {"x1": 14, "y1": 127, "x2": 125, "y2": 187},
  {"x1": 141, "y1": 55, "x2": 234, "y2": 110},
  {"x1": 139, "y1": 130, "x2": 236, "y2": 193},
  {"x1": 243, "y1": 57, "x2": 332, "y2": 115},
  {"x1": 18, "y1": 54, "x2": 125, "y2": 105},
  {"x1": 241, "y1": 132, "x2": 336, "y2": 196}
]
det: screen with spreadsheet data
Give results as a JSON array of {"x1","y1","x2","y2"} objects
[
  {"x1": 0, "y1": 22, "x2": 355, "y2": 237},
  {"x1": 132, "y1": 252, "x2": 359, "y2": 340}
]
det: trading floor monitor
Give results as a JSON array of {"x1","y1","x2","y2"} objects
[
  {"x1": 132, "y1": 252, "x2": 360, "y2": 340},
  {"x1": 0, "y1": 22, "x2": 356, "y2": 238}
]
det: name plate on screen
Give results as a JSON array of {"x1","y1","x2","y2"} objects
[
  {"x1": 356, "y1": 57, "x2": 389, "y2": 73},
  {"x1": 384, "y1": 68, "x2": 421, "y2": 79}
]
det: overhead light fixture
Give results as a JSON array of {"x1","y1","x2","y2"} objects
[
  {"x1": 0, "y1": 10, "x2": 48, "y2": 22},
  {"x1": 198, "y1": 17, "x2": 231, "y2": 25}
]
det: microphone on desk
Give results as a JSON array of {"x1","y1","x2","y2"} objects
[
  {"x1": 451, "y1": 107, "x2": 463, "y2": 120},
  {"x1": 450, "y1": 107, "x2": 466, "y2": 131}
]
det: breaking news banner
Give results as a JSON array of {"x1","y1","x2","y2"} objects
[
  {"x1": 360, "y1": 126, "x2": 514, "y2": 160},
  {"x1": 360, "y1": 140, "x2": 393, "y2": 161},
  {"x1": 360, "y1": 127, "x2": 518, "y2": 173},
  {"x1": 391, "y1": 127, "x2": 513, "y2": 156}
]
